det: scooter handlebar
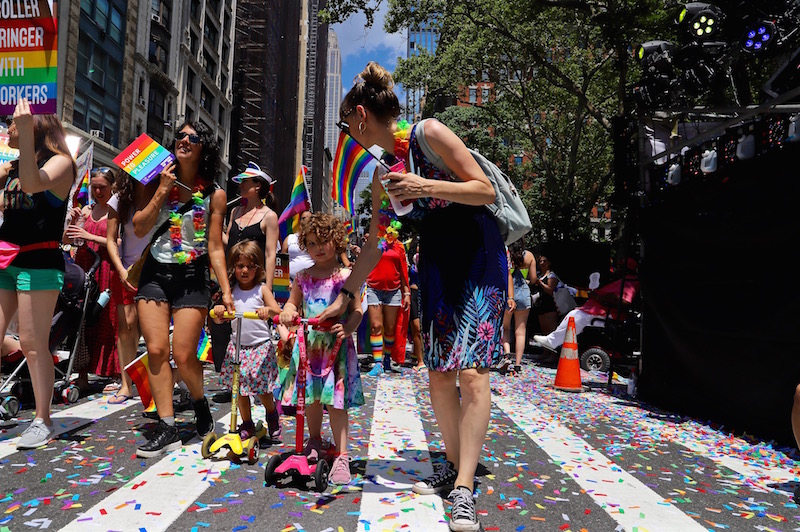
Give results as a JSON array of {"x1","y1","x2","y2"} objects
[
  {"x1": 209, "y1": 310, "x2": 260, "y2": 320},
  {"x1": 271, "y1": 315, "x2": 339, "y2": 328}
]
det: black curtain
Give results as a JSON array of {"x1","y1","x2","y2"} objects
[{"x1": 638, "y1": 141, "x2": 800, "y2": 444}]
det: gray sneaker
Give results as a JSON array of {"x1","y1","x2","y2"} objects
[
  {"x1": 447, "y1": 486, "x2": 479, "y2": 531},
  {"x1": 17, "y1": 419, "x2": 54, "y2": 449}
]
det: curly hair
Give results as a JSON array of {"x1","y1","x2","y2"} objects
[
  {"x1": 298, "y1": 213, "x2": 348, "y2": 255},
  {"x1": 227, "y1": 240, "x2": 265, "y2": 287},
  {"x1": 172, "y1": 121, "x2": 220, "y2": 184}
]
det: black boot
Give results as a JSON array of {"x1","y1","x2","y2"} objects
[
  {"x1": 193, "y1": 396, "x2": 213, "y2": 437},
  {"x1": 136, "y1": 420, "x2": 181, "y2": 458}
]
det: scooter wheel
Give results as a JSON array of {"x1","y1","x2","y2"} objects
[
  {"x1": 201, "y1": 432, "x2": 217, "y2": 459},
  {"x1": 264, "y1": 454, "x2": 282, "y2": 486},
  {"x1": 247, "y1": 438, "x2": 260, "y2": 465},
  {"x1": 65, "y1": 385, "x2": 80, "y2": 404},
  {"x1": 314, "y1": 458, "x2": 329, "y2": 492},
  {"x1": 1, "y1": 396, "x2": 20, "y2": 418}
]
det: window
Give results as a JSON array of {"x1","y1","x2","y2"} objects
[
  {"x1": 95, "y1": 0, "x2": 109, "y2": 30},
  {"x1": 204, "y1": 51, "x2": 216, "y2": 77},
  {"x1": 90, "y1": 47, "x2": 107, "y2": 86},
  {"x1": 481, "y1": 87, "x2": 489, "y2": 102},
  {"x1": 77, "y1": 37, "x2": 91, "y2": 76},
  {"x1": 204, "y1": 22, "x2": 218, "y2": 48},
  {"x1": 73, "y1": 92, "x2": 88, "y2": 128},
  {"x1": 80, "y1": 0, "x2": 92, "y2": 14},
  {"x1": 221, "y1": 43, "x2": 229, "y2": 63},
  {"x1": 190, "y1": 30, "x2": 198, "y2": 54},
  {"x1": 468, "y1": 87, "x2": 477, "y2": 103},
  {"x1": 190, "y1": 0, "x2": 199, "y2": 20},
  {"x1": 109, "y1": 7, "x2": 123, "y2": 43},
  {"x1": 88, "y1": 100, "x2": 103, "y2": 131},
  {"x1": 106, "y1": 60, "x2": 120, "y2": 98},
  {"x1": 187, "y1": 68, "x2": 196, "y2": 97}
]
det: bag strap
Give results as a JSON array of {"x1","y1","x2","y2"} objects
[
  {"x1": 18, "y1": 241, "x2": 60, "y2": 253},
  {"x1": 145, "y1": 183, "x2": 219, "y2": 250}
]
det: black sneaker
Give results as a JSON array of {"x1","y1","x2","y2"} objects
[
  {"x1": 136, "y1": 420, "x2": 181, "y2": 458},
  {"x1": 412, "y1": 460, "x2": 458, "y2": 495},
  {"x1": 513, "y1": 365, "x2": 522, "y2": 375},
  {"x1": 173, "y1": 393, "x2": 192, "y2": 412},
  {"x1": 447, "y1": 486, "x2": 479, "y2": 531},
  {"x1": 266, "y1": 409, "x2": 282, "y2": 440},
  {"x1": 193, "y1": 397, "x2": 214, "y2": 437}
]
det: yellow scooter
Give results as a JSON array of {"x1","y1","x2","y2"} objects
[{"x1": 201, "y1": 310, "x2": 267, "y2": 464}]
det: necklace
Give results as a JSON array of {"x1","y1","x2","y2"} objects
[
  {"x1": 393, "y1": 119, "x2": 411, "y2": 163},
  {"x1": 168, "y1": 184, "x2": 207, "y2": 264},
  {"x1": 241, "y1": 205, "x2": 262, "y2": 228}
]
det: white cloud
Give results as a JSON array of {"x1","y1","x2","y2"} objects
[{"x1": 332, "y1": 5, "x2": 406, "y2": 63}]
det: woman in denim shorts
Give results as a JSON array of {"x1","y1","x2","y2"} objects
[
  {"x1": 133, "y1": 122, "x2": 234, "y2": 458},
  {"x1": 0, "y1": 99, "x2": 78, "y2": 449},
  {"x1": 364, "y1": 230, "x2": 410, "y2": 376}
]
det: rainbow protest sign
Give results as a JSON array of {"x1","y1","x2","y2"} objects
[
  {"x1": 0, "y1": 1, "x2": 58, "y2": 115},
  {"x1": 0, "y1": 132, "x2": 19, "y2": 164},
  {"x1": 113, "y1": 133, "x2": 175, "y2": 186},
  {"x1": 274, "y1": 252, "x2": 290, "y2": 303}
]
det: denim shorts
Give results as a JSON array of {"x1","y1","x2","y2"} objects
[
  {"x1": 0, "y1": 266, "x2": 64, "y2": 292},
  {"x1": 513, "y1": 282, "x2": 532, "y2": 310},
  {"x1": 366, "y1": 286, "x2": 402, "y2": 307},
  {"x1": 135, "y1": 254, "x2": 210, "y2": 309}
]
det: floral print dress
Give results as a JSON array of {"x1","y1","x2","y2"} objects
[
  {"x1": 275, "y1": 268, "x2": 364, "y2": 409},
  {"x1": 405, "y1": 123, "x2": 508, "y2": 371}
]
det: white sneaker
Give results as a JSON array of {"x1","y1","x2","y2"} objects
[
  {"x1": 532, "y1": 335, "x2": 556, "y2": 351},
  {"x1": 17, "y1": 419, "x2": 54, "y2": 449}
]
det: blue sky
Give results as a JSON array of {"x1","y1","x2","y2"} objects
[{"x1": 331, "y1": 5, "x2": 407, "y2": 108}]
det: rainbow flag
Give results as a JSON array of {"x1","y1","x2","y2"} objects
[
  {"x1": 332, "y1": 131, "x2": 372, "y2": 214},
  {"x1": 197, "y1": 327, "x2": 212, "y2": 363},
  {"x1": 343, "y1": 220, "x2": 354, "y2": 235},
  {"x1": 277, "y1": 166, "x2": 310, "y2": 240},
  {"x1": 124, "y1": 353, "x2": 154, "y2": 409}
]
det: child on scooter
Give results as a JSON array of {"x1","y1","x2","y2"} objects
[
  {"x1": 212, "y1": 241, "x2": 282, "y2": 440},
  {"x1": 277, "y1": 213, "x2": 364, "y2": 485}
]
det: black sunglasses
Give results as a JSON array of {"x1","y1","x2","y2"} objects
[{"x1": 175, "y1": 131, "x2": 202, "y2": 144}]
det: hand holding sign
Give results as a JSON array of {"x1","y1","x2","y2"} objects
[{"x1": 113, "y1": 133, "x2": 189, "y2": 190}]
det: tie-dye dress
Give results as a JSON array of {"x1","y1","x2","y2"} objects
[
  {"x1": 275, "y1": 268, "x2": 364, "y2": 410},
  {"x1": 401, "y1": 122, "x2": 508, "y2": 372}
]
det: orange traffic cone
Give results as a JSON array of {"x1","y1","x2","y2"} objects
[{"x1": 551, "y1": 317, "x2": 585, "y2": 393}]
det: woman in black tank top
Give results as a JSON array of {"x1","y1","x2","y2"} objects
[{"x1": 0, "y1": 99, "x2": 78, "y2": 449}]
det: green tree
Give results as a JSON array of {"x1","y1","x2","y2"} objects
[{"x1": 324, "y1": 0, "x2": 672, "y2": 242}]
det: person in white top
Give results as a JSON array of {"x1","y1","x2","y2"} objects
[
  {"x1": 212, "y1": 240, "x2": 282, "y2": 440},
  {"x1": 281, "y1": 210, "x2": 314, "y2": 280}
]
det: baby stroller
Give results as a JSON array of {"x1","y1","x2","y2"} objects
[{"x1": 0, "y1": 248, "x2": 102, "y2": 418}]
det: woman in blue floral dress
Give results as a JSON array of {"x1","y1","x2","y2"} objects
[{"x1": 318, "y1": 62, "x2": 506, "y2": 532}]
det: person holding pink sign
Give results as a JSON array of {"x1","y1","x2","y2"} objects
[
  {"x1": 132, "y1": 122, "x2": 234, "y2": 458},
  {"x1": 0, "y1": 99, "x2": 79, "y2": 450}
]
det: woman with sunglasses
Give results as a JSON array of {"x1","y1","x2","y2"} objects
[
  {"x1": 316, "y1": 63, "x2": 505, "y2": 532},
  {"x1": 64, "y1": 167, "x2": 121, "y2": 395},
  {"x1": 132, "y1": 122, "x2": 234, "y2": 458},
  {"x1": 0, "y1": 99, "x2": 79, "y2": 449}
]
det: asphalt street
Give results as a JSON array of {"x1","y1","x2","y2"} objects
[{"x1": 0, "y1": 358, "x2": 798, "y2": 531}]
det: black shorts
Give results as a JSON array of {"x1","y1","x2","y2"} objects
[
  {"x1": 135, "y1": 253, "x2": 210, "y2": 309},
  {"x1": 410, "y1": 287, "x2": 420, "y2": 321}
]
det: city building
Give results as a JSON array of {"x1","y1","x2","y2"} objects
[
  {"x1": 229, "y1": 1, "x2": 303, "y2": 205},
  {"x1": 58, "y1": 0, "x2": 237, "y2": 184},
  {"x1": 301, "y1": 0, "x2": 330, "y2": 213},
  {"x1": 406, "y1": 22, "x2": 439, "y2": 121},
  {"x1": 325, "y1": 31, "x2": 342, "y2": 160},
  {"x1": 58, "y1": 0, "x2": 139, "y2": 165}
]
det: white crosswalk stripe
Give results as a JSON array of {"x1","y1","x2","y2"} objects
[{"x1": 358, "y1": 377, "x2": 449, "y2": 531}]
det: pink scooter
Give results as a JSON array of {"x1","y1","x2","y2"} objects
[{"x1": 264, "y1": 316, "x2": 342, "y2": 492}]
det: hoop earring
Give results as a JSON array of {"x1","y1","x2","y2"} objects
[{"x1": 358, "y1": 122, "x2": 366, "y2": 134}]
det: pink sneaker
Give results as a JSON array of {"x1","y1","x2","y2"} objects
[
  {"x1": 303, "y1": 437, "x2": 323, "y2": 461},
  {"x1": 328, "y1": 454, "x2": 351, "y2": 485}
]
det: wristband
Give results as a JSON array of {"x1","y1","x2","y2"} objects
[{"x1": 340, "y1": 287, "x2": 356, "y2": 300}]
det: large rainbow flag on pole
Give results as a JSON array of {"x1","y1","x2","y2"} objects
[
  {"x1": 332, "y1": 131, "x2": 372, "y2": 214},
  {"x1": 278, "y1": 166, "x2": 310, "y2": 240}
]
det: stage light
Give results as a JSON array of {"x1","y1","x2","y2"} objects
[
  {"x1": 633, "y1": 40, "x2": 682, "y2": 109},
  {"x1": 677, "y1": 3, "x2": 724, "y2": 41},
  {"x1": 637, "y1": 40, "x2": 676, "y2": 74},
  {"x1": 741, "y1": 20, "x2": 776, "y2": 53}
]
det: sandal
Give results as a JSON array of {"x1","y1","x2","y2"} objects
[
  {"x1": 103, "y1": 382, "x2": 122, "y2": 393},
  {"x1": 107, "y1": 393, "x2": 132, "y2": 405}
]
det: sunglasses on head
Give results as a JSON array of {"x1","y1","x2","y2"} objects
[
  {"x1": 175, "y1": 131, "x2": 201, "y2": 144},
  {"x1": 92, "y1": 167, "x2": 111, "y2": 175}
]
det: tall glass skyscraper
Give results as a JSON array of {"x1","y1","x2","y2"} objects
[{"x1": 406, "y1": 22, "x2": 439, "y2": 121}]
